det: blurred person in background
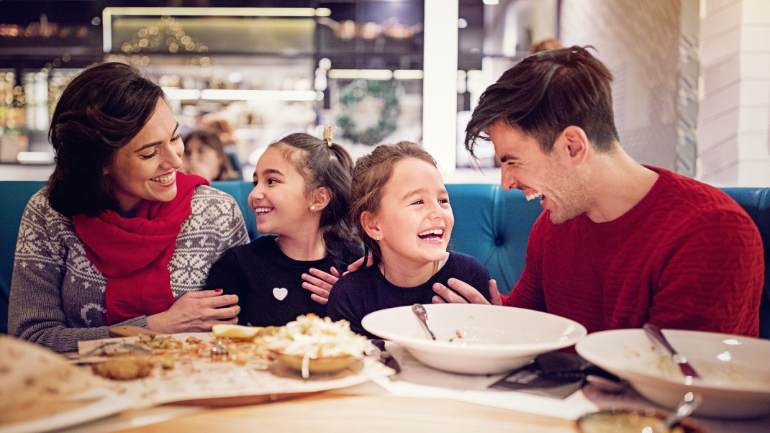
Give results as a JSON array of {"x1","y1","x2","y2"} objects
[
  {"x1": 183, "y1": 128, "x2": 240, "y2": 182},
  {"x1": 8, "y1": 63, "x2": 248, "y2": 352},
  {"x1": 530, "y1": 37, "x2": 563, "y2": 54},
  {"x1": 202, "y1": 115, "x2": 243, "y2": 179}
]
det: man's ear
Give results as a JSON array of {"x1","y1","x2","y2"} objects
[
  {"x1": 360, "y1": 211, "x2": 383, "y2": 241},
  {"x1": 557, "y1": 125, "x2": 590, "y2": 163},
  {"x1": 309, "y1": 186, "x2": 331, "y2": 212}
]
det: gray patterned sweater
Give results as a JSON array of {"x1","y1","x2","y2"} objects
[{"x1": 8, "y1": 185, "x2": 249, "y2": 352}]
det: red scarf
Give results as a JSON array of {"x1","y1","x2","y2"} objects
[{"x1": 73, "y1": 172, "x2": 208, "y2": 324}]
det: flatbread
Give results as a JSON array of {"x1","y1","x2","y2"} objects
[{"x1": 0, "y1": 336, "x2": 106, "y2": 424}]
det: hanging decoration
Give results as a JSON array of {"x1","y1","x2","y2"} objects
[
  {"x1": 118, "y1": 16, "x2": 209, "y2": 66},
  {"x1": 336, "y1": 80, "x2": 399, "y2": 146}
]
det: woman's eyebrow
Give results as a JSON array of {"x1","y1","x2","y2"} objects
[{"x1": 135, "y1": 123, "x2": 180, "y2": 152}]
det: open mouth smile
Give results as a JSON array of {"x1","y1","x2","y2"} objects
[
  {"x1": 150, "y1": 172, "x2": 176, "y2": 186},
  {"x1": 417, "y1": 228, "x2": 446, "y2": 242}
]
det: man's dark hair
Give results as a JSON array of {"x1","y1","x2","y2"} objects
[
  {"x1": 47, "y1": 62, "x2": 164, "y2": 216},
  {"x1": 465, "y1": 46, "x2": 619, "y2": 156}
]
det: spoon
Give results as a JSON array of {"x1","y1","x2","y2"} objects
[
  {"x1": 411, "y1": 304, "x2": 437, "y2": 340},
  {"x1": 641, "y1": 391, "x2": 702, "y2": 433}
]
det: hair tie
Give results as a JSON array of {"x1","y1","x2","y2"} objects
[{"x1": 323, "y1": 125, "x2": 334, "y2": 148}]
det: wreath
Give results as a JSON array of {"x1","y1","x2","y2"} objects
[{"x1": 336, "y1": 80, "x2": 400, "y2": 146}]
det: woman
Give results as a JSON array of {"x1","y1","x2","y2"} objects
[
  {"x1": 8, "y1": 62, "x2": 249, "y2": 352},
  {"x1": 182, "y1": 128, "x2": 240, "y2": 181}
]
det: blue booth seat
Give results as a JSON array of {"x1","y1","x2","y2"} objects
[{"x1": 1, "y1": 181, "x2": 768, "y2": 338}]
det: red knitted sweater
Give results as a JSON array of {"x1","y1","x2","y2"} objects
[{"x1": 504, "y1": 167, "x2": 764, "y2": 336}]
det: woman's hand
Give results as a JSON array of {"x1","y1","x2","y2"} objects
[
  {"x1": 147, "y1": 289, "x2": 239, "y2": 333},
  {"x1": 302, "y1": 267, "x2": 341, "y2": 305}
]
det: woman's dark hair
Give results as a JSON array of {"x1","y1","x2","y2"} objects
[
  {"x1": 183, "y1": 128, "x2": 239, "y2": 181},
  {"x1": 270, "y1": 133, "x2": 359, "y2": 264},
  {"x1": 47, "y1": 62, "x2": 164, "y2": 216},
  {"x1": 350, "y1": 141, "x2": 437, "y2": 265},
  {"x1": 465, "y1": 45, "x2": 619, "y2": 156}
]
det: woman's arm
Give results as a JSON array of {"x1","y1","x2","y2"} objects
[{"x1": 8, "y1": 193, "x2": 147, "y2": 352}]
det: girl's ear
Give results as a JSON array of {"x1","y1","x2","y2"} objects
[
  {"x1": 309, "y1": 186, "x2": 331, "y2": 212},
  {"x1": 360, "y1": 211, "x2": 382, "y2": 240}
]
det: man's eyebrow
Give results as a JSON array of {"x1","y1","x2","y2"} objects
[{"x1": 135, "y1": 123, "x2": 179, "y2": 152}]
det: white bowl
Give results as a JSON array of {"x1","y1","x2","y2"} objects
[
  {"x1": 361, "y1": 304, "x2": 587, "y2": 375},
  {"x1": 576, "y1": 329, "x2": 770, "y2": 419}
]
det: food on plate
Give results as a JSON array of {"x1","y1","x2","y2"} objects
[
  {"x1": 212, "y1": 324, "x2": 262, "y2": 340},
  {"x1": 265, "y1": 314, "x2": 370, "y2": 378},
  {"x1": 577, "y1": 410, "x2": 693, "y2": 433},
  {"x1": 631, "y1": 345, "x2": 770, "y2": 389},
  {"x1": 92, "y1": 356, "x2": 155, "y2": 380},
  {"x1": 0, "y1": 336, "x2": 107, "y2": 424},
  {"x1": 448, "y1": 329, "x2": 465, "y2": 343}
]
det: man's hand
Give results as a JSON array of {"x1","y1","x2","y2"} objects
[
  {"x1": 302, "y1": 267, "x2": 341, "y2": 305},
  {"x1": 147, "y1": 289, "x2": 239, "y2": 333},
  {"x1": 432, "y1": 278, "x2": 502, "y2": 305}
]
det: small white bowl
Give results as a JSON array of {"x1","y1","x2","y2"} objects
[
  {"x1": 361, "y1": 304, "x2": 587, "y2": 375},
  {"x1": 576, "y1": 329, "x2": 770, "y2": 419}
]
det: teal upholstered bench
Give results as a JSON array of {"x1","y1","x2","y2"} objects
[{"x1": 1, "y1": 181, "x2": 768, "y2": 338}]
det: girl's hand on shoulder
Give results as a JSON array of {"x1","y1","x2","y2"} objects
[
  {"x1": 345, "y1": 253, "x2": 374, "y2": 275},
  {"x1": 302, "y1": 267, "x2": 341, "y2": 305},
  {"x1": 147, "y1": 289, "x2": 240, "y2": 333}
]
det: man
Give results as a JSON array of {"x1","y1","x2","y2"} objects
[{"x1": 432, "y1": 46, "x2": 764, "y2": 336}]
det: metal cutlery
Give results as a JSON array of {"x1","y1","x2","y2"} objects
[
  {"x1": 643, "y1": 323, "x2": 701, "y2": 379},
  {"x1": 642, "y1": 391, "x2": 702, "y2": 433},
  {"x1": 411, "y1": 303, "x2": 437, "y2": 340},
  {"x1": 370, "y1": 338, "x2": 401, "y2": 374}
]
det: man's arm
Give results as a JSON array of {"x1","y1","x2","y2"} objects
[
  {"x1": 650, "y1": 212, "x2": 764, "y2": 336},
  {"x1": 502, "y1": 214, "x2": 547, "y2": 310}
]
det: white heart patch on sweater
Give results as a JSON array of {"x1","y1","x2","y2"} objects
[{"x1": 273, "y1": 287, "x2": 288, "y2": 301}]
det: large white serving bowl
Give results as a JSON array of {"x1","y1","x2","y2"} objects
[
  {"x1": 361, "y1": 304, "x2": 587, "y2": 375},
  {"x1": 576, "y1": 329, "x2": 770, "y2": 419}
]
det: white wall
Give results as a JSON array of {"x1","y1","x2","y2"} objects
[
  {"x1": 560, "y1": 0, "x2": 685, "y2": 172},
  {"x1": 698, "y1": 0, "x2": 770, "y2": 186}
]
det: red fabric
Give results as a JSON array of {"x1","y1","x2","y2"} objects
[
  {"x1": 504, "y1": 167, "x2": 764, "y2": 336},
  {"x1": 73, "y1": 172, "x2": 208, "y2": 324}
]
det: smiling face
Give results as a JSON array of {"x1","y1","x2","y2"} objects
[
  {"x1": 489, "y1": 120, "x2": 588, "y2": 224},
  {"x1": 364, "y1": 157, "x2": 454, "y2": 267},
  {"x1": 248, "y1": 145, "x2": 316, "y2": 236},
  {"x1": 106, "y1": 98, "x2": 184, "y2": 214}
]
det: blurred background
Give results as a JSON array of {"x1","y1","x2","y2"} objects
[{"x1": 0, "y1": 0, "x2": 768, "y2": 185}]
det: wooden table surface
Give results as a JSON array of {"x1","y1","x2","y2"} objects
[{"x1": 109, "y1": 392, "x2": 578, "y2": 433}]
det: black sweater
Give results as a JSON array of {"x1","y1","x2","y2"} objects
[
  {"x1": 207, "y1": 235, "x2": 361, "y2": 326},
  {"x1": 327, "y1": 252, "x2": 490, "y2": 337}
]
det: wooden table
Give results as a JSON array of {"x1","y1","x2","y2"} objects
[{"x1": 108, "y1": 393, "x2": 577, "y2": 433}]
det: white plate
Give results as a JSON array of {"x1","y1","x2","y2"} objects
[
  {"x1": 361, "y1": 304, "x2": 587, "y2": 375},
  {"x1": 0, "y1": 387, "x2": 134, "y2": 433},
  {"x1": 576, "y1": 328, "x2": 770, "y2": 419}
]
